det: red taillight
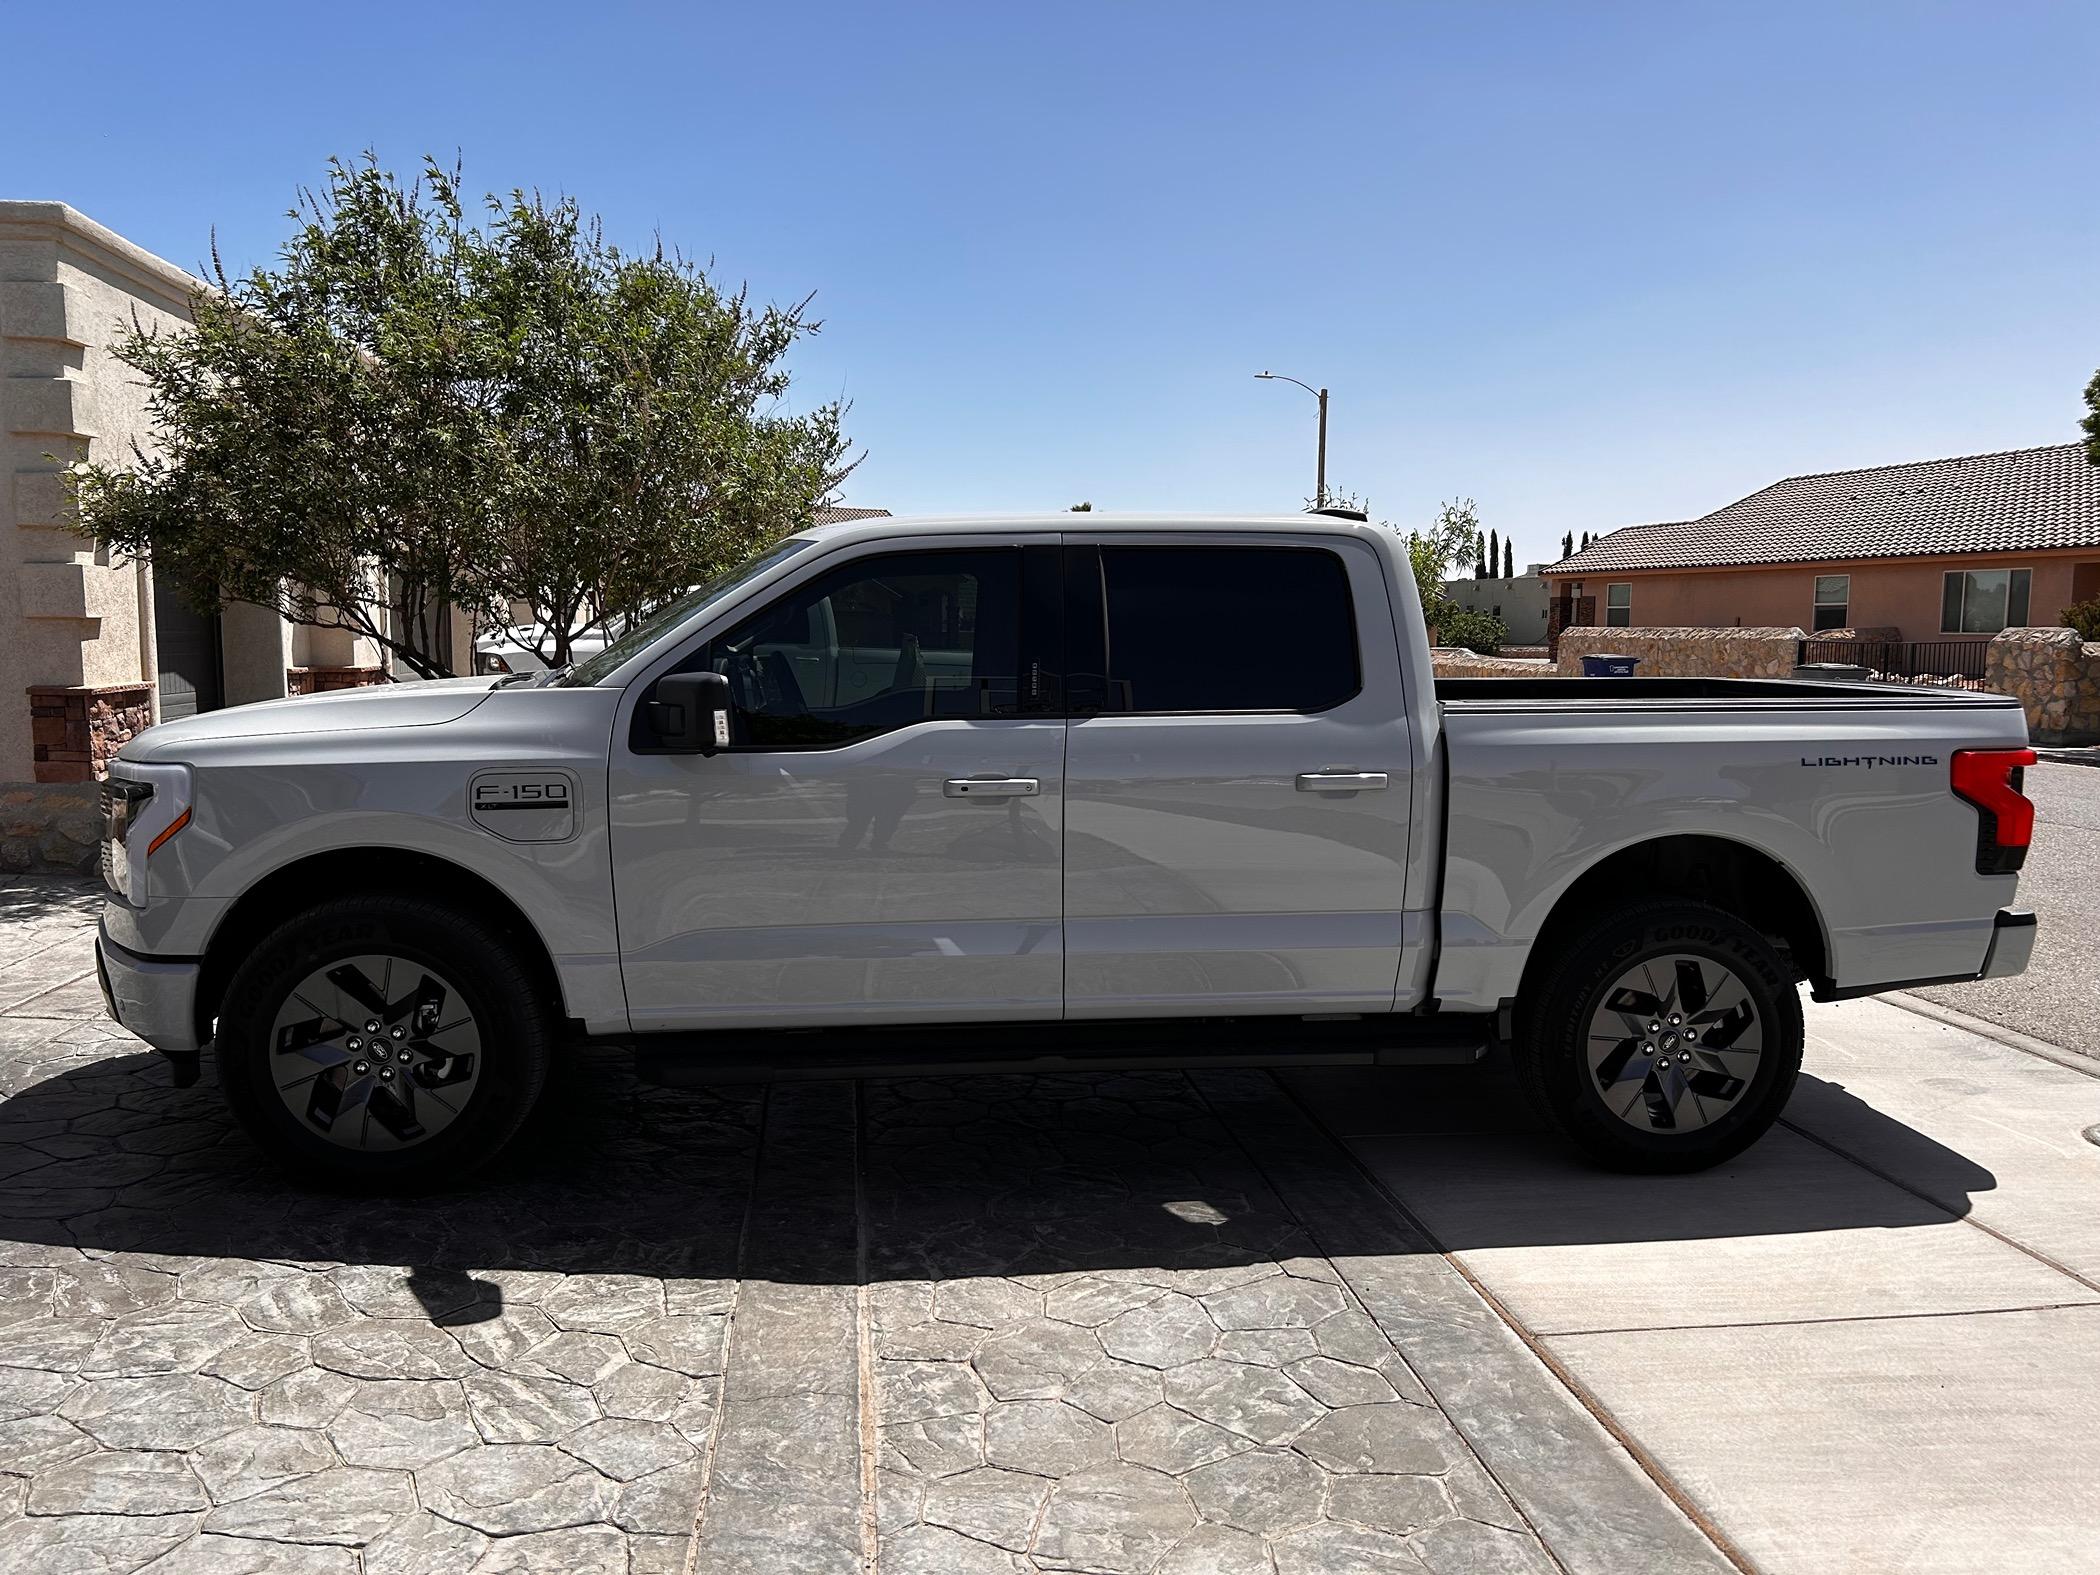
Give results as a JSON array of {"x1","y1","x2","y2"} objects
[{"x1": 1951, "y1": 748, "x2": 2037, "y2": 873}]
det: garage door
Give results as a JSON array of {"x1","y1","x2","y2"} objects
[{"x1": 153, "y1": 580, "x2": 222, "y2": 720}]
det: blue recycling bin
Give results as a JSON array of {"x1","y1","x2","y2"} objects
[{"x1": 1580, "y1": 654, "x2": 1640, "y2": 677}]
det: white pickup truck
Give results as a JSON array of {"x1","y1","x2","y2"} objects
[{"x1": 95, "y1": 513, "x2": 2039, "y2": 1186}]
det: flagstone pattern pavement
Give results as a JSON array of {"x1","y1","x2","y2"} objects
[{"x1": 0, "y1": 877, "x2": 1713, "y2": 1573}]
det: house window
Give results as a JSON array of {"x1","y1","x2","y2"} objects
[
  {"x1": 1605, "y1": 583, "x2": 1631, "y2": 627},
  {"x1": 1940, "y1": 568, "x2": 2031, "y2": 634},
  {"x1": 1812, "y1": 574, "x2": 1851, "y2": 632}
]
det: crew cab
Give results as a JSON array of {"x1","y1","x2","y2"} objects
[{"x1": 94, "y1": 514, "x2": 2039, "y2": 1185}]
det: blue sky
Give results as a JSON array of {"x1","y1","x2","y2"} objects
[{"x1": 7, "y1": 1, "x2": 2097, "y2": 567}]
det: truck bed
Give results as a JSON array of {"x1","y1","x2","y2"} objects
[{"x1": 1436, "y1": 676, "x2": 2024, "y2": 711}]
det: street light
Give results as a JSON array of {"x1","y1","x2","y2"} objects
[{"x1": 1255, "y1": 371, "x2": 1328, "y2": 508}]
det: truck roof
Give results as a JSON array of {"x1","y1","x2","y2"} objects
[{"x1": 800, "y1": 512, "x2": 1387, "y2": 544}]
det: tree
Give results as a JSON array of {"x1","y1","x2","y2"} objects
[
  {"x1": 1069, "y1": 501, "x2": 1093, "y2": 512},
  {"x1": 1473, "y1": 530, "x2": 1486, "y2": 578},
  {"x1": 1503, "y1": 538, "x2": 1514, "y2": 579},
  {"x1": 1561, "y1": 529, "x2": 1575, "y2": 560},
  {"x1": 72, "y1": 155, "x2": 854, "y2": 676},
  {"x1": 1487, "y1": 529, "x2": 1500, "y2": 580},
  {"x1": 1404, "y1": 498, "x2": 1480, "y2": 620},
  {"x1": 2084, "y1": 367, "x2": 2100, "y2": 466}
]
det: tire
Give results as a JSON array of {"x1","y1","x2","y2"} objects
[
  {"x1": 1513, "y1": 899, "x2": 1803, "y2": 1173},
  {"x1": 216, "y1": 894, "x2": 554, "y2": 1189}
]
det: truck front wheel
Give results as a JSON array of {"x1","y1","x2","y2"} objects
[
  {"x1": 1515, "y1": 899, "x2": 1803, "y2": 1172},
  {"x1": 215, "y1": 894, "x2": 554, "y2": 1188}
]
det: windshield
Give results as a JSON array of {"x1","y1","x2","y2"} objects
[{"x1": 554, "y1": 537, "x2": 817, "y2": 686}]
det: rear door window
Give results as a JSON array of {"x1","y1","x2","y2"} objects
[{"x1": 1078, "y1": 545, "x2": 1360, "y2": 714}]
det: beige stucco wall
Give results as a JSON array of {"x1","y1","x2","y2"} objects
[
  {"x1": 1441, "y1": 571, "x2": 1550, "y2": 644},
  {"x1": 0, "y1": 203, "x2": 205, "y2": 776},
  {"x1": 1546, "y1": 549, "x2": 2100, "y2": 643}
]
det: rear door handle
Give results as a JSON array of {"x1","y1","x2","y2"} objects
[
  {"x1": 944, "y1": 776, "x2": 1040, "y2": 799},
  {"x1": 1296, "y1": 771, "x2": 1390, "y2": 792}
]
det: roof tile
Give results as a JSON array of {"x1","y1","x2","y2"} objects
[{"x1": 1543, "y1": 443, "x2": 2100, "y2": 575}]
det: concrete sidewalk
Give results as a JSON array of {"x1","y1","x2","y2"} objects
[{"x1": 1295, "y1": 992, "x2": 2100, "y2": 1574}]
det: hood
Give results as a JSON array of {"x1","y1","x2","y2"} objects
[{"x1": 120, "y1": 676, "x2": 501, "y2": 762}]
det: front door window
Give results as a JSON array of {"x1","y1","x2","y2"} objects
[{"x1": 707, "y1": 549, "x2": 1021, "y2": 748}]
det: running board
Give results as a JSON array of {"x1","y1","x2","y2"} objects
[{"x1": 625, "y1": 1013, "x2": 1494, "y2": 1086}]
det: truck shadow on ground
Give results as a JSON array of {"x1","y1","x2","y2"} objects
[{"x1": 0, "y1": 1035, "x2": 1999, "y2": 1315}]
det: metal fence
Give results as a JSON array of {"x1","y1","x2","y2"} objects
[{"x1": 1796, "y1": 637, "x2": 1992, "y2": 691}]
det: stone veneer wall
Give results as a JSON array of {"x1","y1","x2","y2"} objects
[
  {"x1": 1803, "y1": 626, "x2": 1902, "y2": 644},
  {"x1": 1984, "y1": 627, "x2": 2100, "y2": 745},
  {"x1": 27, "y1": 682, "x2": 152, "y2": 783},
  {"x1": 0, "y1": 782, "x2": 100, "y2": 873},
  {"x1": 1555, "y1": 625, "x2": 1806, "y2": 678},
  {"x1": 286, "y1": 665, "x2": 389, "y2": 696},
  {"x1": 1431, "y1": 650, "x2": 1556, "y2": 678}
]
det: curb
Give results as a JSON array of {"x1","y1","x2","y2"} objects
[
  {"x1": 2034, "y1": 748, "x2": 2100, "y2": 768},
  {"x1": 1884, "y1": 990, "x2": 2100, "y2": 1076}
]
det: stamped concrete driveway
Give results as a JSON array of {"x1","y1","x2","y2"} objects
[
  {"x1": 8, "y1": 872, "x2": 2097, "y2": 1575},
  {"x1": 0, "y1": 877, "x2": 1720, "y2": 1575}
]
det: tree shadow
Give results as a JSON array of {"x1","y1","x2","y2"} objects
[{"x1": 0, "y1": 875, "x2": 105, "y2": 928}]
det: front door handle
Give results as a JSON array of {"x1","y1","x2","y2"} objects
[
  {"x1": 1296, "y1": 771, "x2": 1390, "y2": 793},
  {"x1": 944, "y1": 776, "x2": 1040, "y2": 799}
]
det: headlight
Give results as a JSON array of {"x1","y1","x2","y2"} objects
[
  {"x1": 475, "y1": 651, "x2": 514, "y2": 676},
  {"x1": 100, "y1": 762, "x2": 193, "y2": 905}
]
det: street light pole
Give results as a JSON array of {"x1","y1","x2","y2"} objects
[
  {"x1": 1314, "y1": 385, "x2": 1328, "y2": 509},
  {"x1": 1256, "y1": 371, "x2": 1329, "y2": 508}
]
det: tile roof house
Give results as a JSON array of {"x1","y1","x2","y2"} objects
[{"x1": 1542, "y1": 443, "x2": 2100, "y2": 642}]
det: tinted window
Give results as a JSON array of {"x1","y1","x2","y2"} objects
[
  {"x1": 705, "y1": 549, "x2": 1019, "y2": 748},
  {"x1": 1096, "y1": 546, "x2": 1358, "y2": 713}
]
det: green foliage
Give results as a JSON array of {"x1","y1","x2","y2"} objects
[
  {"x1": 1069, "y1": 501, "x2": 1093, "y2": 511},
  {"x1": 1405, "y1": 498, "x2": 1477, "y2": 610},
  {"x1": 1561, "y1": 529, "x2": 1574, "y2": 560},
  {"x1": 2064, "y1": 598, "x2": 2100, "y2": 641},
  {"x1": 1502, "y1": 538, "x2": 1514, "y2": 578},
  {"x1": 72, "y1": 154, "x2": 853, "y2": 676},
  {"x1": 1436, "y1": 604, "x2": 1507, "y2": 655},
  {"x1": 2084, "y1": 367, "x2": 2100, "y2": 467}
]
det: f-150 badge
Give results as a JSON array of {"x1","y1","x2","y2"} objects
[{"x1": 469, "y1": 771, "x2": 577, "y2": 843}]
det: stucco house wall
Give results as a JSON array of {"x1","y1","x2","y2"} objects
[
  {"x1": 1552, "y1": 549, "x2": 2097, "y2": 640},
  {"x1": 1441, "y1": 567, "x2": 1550, "y2": 644},
  {"x1": 0, "y1": 203, "x2": 404, "y2": 789},
  {"x1": 0, "y1": 203, "x2": 196, "y2": 778}
]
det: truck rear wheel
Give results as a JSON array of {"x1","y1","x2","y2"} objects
[
  {"x1": 215, "y1": 894, "x2": 554, "y2": 1189},
  {"x1": 1515, "y1": 899, "x2": 1803, "y2": 1172}
]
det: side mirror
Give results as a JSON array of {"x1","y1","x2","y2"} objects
[{"x1": 647, "y1": 671, "x2": 733, "y2": 754}]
